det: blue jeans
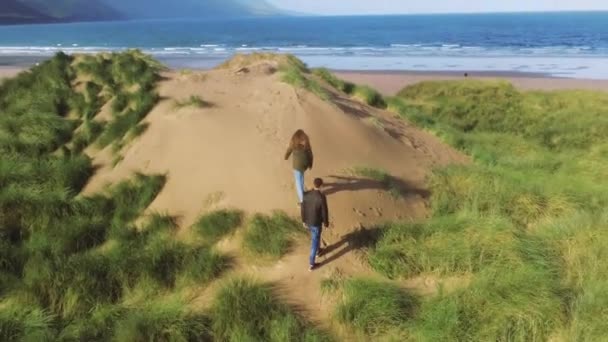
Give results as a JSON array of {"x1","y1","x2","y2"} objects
[
  {"x1": 308, "y1": 225, "x2": 321, "y2": 266},
  {"x1": 294, "y1": 169, "x2": 305, "y2": 203}
]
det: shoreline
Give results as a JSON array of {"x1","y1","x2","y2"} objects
[
  {"x1": 4, "y1": 63, "x2": 608, "y2": 94},
  {"x1": 332, "y1": 70, "x2": 608, "y2": 94}
]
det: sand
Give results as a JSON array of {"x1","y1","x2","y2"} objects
[
  {"x1": 0, "y1": 67, "x2": 22, "y2": 80},
  {"x1": 334, "y1": 70, "x2": 608, "y2": 95}
]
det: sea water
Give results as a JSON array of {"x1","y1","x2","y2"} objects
[{"x1": 1, "y1": 12, "x2": 607, "y2": 78}]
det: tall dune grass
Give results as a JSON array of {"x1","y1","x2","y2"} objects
[
  {"x1": 243, "y1": 211, "x2": 302, "y2": 259},
  {"x1": 193, "y1": 209, "x2": 244, "y2": 244},
  {"x1": 212, "y1": 277, "x2": 330, "y2": 341},
  {"x1": 0, "y1": 52, "x2": 228, "y2": 340},
  {"x1": 335, "y1": 278, "x2": 417, "y2": 336},
  {"x1": 307, "y1": 70, "x2": 608, "y2": 340},
  {"x1": 281, "y1": 62, "x2": 330, "y2": 100}
]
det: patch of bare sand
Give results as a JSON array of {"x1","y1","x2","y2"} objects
[
  {"x1": 0, "y1": 67, "x2": 22, "y2": 80},
  {"x1": 83, "y1": 57, "x2": 467, "y2": 338}
]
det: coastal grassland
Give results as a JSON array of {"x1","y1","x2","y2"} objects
[
  {"x1": 335, "y1": 278, "x2": 418, "y2": 336},
  {"x1": 0, "y1": 52, "x2": 232, "y2": 341},
  {"x1": 362, "y1": 80, "x2": 608, "y2": 340},
  {"x1": 1, "y1": 53, "x2": 334, "y2": 341}
]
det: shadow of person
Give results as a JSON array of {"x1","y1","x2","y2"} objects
[
  {"x1": 317, "y1": 226, "x2": 384, "y2": 269},
  {"x1": 323, "y1": 176, "x2": 385, "y2": 196},
  {"x1": 323, "y1": 175, "x2": 430, "y2": 199}
]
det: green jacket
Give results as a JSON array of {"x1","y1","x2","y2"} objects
[{"x1": 285, "y1": 146, "x2": 313, "y2": 171}]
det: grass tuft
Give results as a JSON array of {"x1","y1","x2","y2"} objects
[
  {"x1": 352, "y1": 85, "x2": 386, "y2": 109},
  {"x1": 114, "y1": 301, "x2": 211, "y2": 342},
  {"x1": 174, "y1": 95, "x2": 213, "y2": 109},
  {"x1": 312, "y1": 68, "x2": 355, "y2": 94},
  {"x1": 212, "y1": 277, "x2": 330, "y2": 341},
  {"x1": 281, "y1": 65, "x2": 330, "y2": 101},
  {"x1": 336, "y1": 278, "x2": 417, "y2": 335},
  {"x1": 193, "y1": 209, "x2": 244, "y2": 244},
  {"x1": 243, "y1": 211, "x2": 302, "y2": 258}
]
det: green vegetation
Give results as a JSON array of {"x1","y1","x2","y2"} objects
[
  {"x1": 281, "y1": 66, "x2": 330, "y2": 100},
  {"x1": 352, "y1": 85, "x2": 386, "y2": 109},
  {"x1": 305, "y1": 69, "x2": 608, "y2": 340},
  {"x1": 212, "y1": 277, "x2": 330, "y2": 341},
  {"x1": 193, "y1": 209, "x2": 244, "y2": 244},
  {"x1": 243, "y1": 211, "x2": 302, "y2": 258},
  {"x1": 76, "y1": 50, "x2": 161, "y2": 153},
  {"x1": 313, "y1": 68, "x2": 387, "y2": 109},
  {"x1": 313, "y1": 68, "x2": 355, "y2": 93},
  {"x1": 0, "y1": 52, "x2": 228, "y2": 341},
  {"x1": 6, "y1": 53, "x2": 607, "y2": 341},
  {"x1": 113, "y1": 301, "x2": 211, "y2": 341},
  {"x1": 174, "y1": 95, "x2": 213, "y2": 109},
  {"x1": 280, "y1": 60, "x2": 330, "y2": 100},
  {"x1": 335, "y1": 279, "x2": 417, "y2": 336},
  {"x1": 320, "y1": 270, "x2": 345, "y2": 295},
  {"x1": 362, "y1": 79, "x2": 608, "y2": 340}
]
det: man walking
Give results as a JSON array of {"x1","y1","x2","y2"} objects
[{"x1": 301, "y1": 177, "x2": 329, "y2": 271}]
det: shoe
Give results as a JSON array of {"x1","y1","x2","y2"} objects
[
  {"x1": 309, "y1": 264, "x2": 317, "y2": 271},
  {"x1": 316, "y1": 248, "x2": 324, "y2": 257}
]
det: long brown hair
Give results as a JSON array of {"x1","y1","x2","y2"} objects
[{"x1": 289, "y1": 129, "x2": 311, "y2": 150}]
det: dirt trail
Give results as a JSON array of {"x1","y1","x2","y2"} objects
[{"x1": 83, "y1": 57, "x2": 467, "y2": 338}]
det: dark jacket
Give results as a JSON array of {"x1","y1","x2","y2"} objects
[
  {"x1": 301, "y1": 190, "x2": 329, "y2": 228},
  {"x1": 285, "y1": 146, "x2": 313, "y2": 172}
]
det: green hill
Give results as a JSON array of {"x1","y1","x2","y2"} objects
[
  {"x1": 100, "y1": 0, "x2": 280, "y2": 19},
  {"x1": 0, "y1": 0, "x2": 281, "y2": 25},
  {"x1": 0, "y1": 0, "x2": 50, "y2": 24},
  {"x1": 19, "y1": 0, "x2": 121, "y2": 21}
]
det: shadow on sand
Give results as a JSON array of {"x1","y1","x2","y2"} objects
[
  {"x1": 322, "y1": 175, "x2": 430, "y2": 199},
  {"x1": 316, "y1": 226, "x2": 384, "y2": 269}
]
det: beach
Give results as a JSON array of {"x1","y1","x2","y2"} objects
[
  {"x1": 334, "y1": 70, "x2": 608, "y2": 95},
  {"x1": 4, "y1": 63, "x2": 608, "y2": 94},
  {"x1": 0, "y1": 66, "x2": 21, "y2": 80}
]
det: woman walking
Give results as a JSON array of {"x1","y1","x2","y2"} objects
[{"x1": 284, "y1": 129, "x2": 314, "y2": 205}]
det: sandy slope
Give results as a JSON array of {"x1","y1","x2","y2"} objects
[{"x1": 83, "y1": 57, "x2": 466, "y2": 338}]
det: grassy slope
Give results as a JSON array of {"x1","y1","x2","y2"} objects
[
  {"x1": 358, "y1": 80, "x2": 607, "y2": 340},
  {"x1": 0, "y1": 53, "x2": 330, "y2": 341},
  {"x1": 4, "y1": 53, "x2": 606, "y2": 341}
]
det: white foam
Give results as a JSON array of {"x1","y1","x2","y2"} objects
[{"x1": 2, "y1": 45, "x2": 608, "y2": 78}]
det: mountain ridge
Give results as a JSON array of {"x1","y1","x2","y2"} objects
[{"x1": 0, "y1": 0, "x2": 283, "y2": 25}]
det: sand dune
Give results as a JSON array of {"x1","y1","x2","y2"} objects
[
  {"x1": 84, "y1": 56, "x2": 465, "y2": 243},
  {"x1": 80, "y1": 57, "x2": 469, "y2": 335}
]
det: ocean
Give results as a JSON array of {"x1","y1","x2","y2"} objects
[{"x1": 1, "y1": 12, "x2": 608, "y2": 78}]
